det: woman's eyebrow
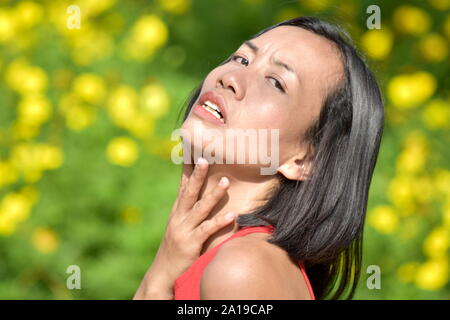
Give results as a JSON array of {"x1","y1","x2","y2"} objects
[{"x1": 244, "y1": 40, "x2": 301, "y2": 85}]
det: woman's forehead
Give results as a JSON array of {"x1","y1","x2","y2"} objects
[
  {"x1": 250, "y1": 27, "x2": 341, "y2": 65},
  {"x1": 247, "y1": 26, "x2": 344, "y2": 90}
]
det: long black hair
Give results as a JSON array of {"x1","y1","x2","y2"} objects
[{"x1": 175, "y1": 16, "x2": 384, "y2": 300}]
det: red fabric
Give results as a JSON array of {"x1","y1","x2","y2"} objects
[{"x1": 174, "y1": 225, "x2": 316, "y2": 300}]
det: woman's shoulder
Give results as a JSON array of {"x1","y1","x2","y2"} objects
[{"x1": 200, "y1": 232, "x2": 312, "y2": 299}]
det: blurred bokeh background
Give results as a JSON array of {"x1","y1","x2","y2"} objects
[{"x1": 0, "y1": 0, "x2": 449, "y2": 299}]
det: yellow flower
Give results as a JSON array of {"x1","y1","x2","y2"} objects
[
  {"x1": 106, "y1": 136, "x2": 139, "y2": 167},
  {"x1": 23, "y1": 170, "x2": 42, "y2": 183},
  {"x1": 393, "y1": 5, "x2": 431, "y2": 35},
  {"x1": 19, "y1": 185, "x2": 39, "y2": 205},
  {"x1": 76, "y1": 0, "x2": 117, "y2": 18},
  {"x1": 396, "y1": 131, "x2": 428, "y2": 174},
  {"x1": 361, "y1": 28, "x2": 393, "y2": 60},
  {"x1": 123, "y1": 15, "x2": 168, "y2": 61},
  {"x1": 368, "y1": 205, "x2": 399, "y2": 234},
  {"x1": 13, "y1": 1, "x2": 44, "y2": 29},
  {"x1": 428, "y1": 0, "x2": 450, "y2": 10},
  {"x1": 423, "y1": 227, "x2": 450, "y2": 258},
  {"x1": 5, "y1": 58, "x2": 28, "y2": 91},
  {"x1": 0, "y1": 215, "x2": 16, "y2": 235},
  {"x1": 413, "y1": 175, "x2": 433, "y2": 204},
  {"x1": 5, "y1": 59, "x2": 47, "y2": 95},
  {"x1": 107, "y1": 85, "x2": 138, "y2": 127},
  {"x1": 0, "y1": 187, "x2": 39, "y2": 235},
  {"x1": 72, "y1": 73, "x2": 106, "y2": 104},
  {"x1": 17, "y1": 94, "x2": 52, "y2": 126},
  {"x1": 11, "y1": 119, "x2": 41, "y2": 140},
  {"x1": 47, "y1": 1, "x2": 69, "y2": 35},
  {"x1": 10, "y1": 142, "x2": 41, "y2": 172},
  {"x1": 22, "y1": 67, "x2": 48, "y2": 94},
  {"x1": 59, "y1": 93, "x2": 97, "y2": 130},
  {"x1": 9, "y1": 143, "x2": 61, "y2": 180},
  {"x1": 0, "y1": 161, "x2": 18, "y2": 188},
  {"x1": 132, "y1": 15, "x2": 168, "y2": 48},
  {"x1": 433, "y1": 169, "x2": 450, "y2": 197},
  {"x1": 0, "y1": 9, "x2": 16, "y2": 42},
  {"x1": 31, "y1": 227, "x2": 59, "y2": 253},
  {"x1": 419, "y1": 33, "x2": 448, "y2": 62},
  {"x1": 122, "y1": 38, "x2": 157, "y2": 62},
  {"x1": 397, "y1": 262, "x2": 420, "y2": 283},
  {"x1": 388, "y1": 175, "x2": 416, "y2": 214},
  {"x1": 126, "y1": 112, "x2": 155, "y2": 139},
  {"x1": 387, "y1": 72, "x2": 437, "y2": 109},
  {"x1": 414, "y1": 257, "x2": 449, "y2": 290},
  {"x1": 421, "y1": 99, "x2": 450, "y2": 129},
  {"x1": 0, "y1": 192, "x2": 33, "y2": 226},
  {"x1": 38, "y1": 144, "x2": 63, "y2": 170},
  {"x1": 157, "y1": 0, "x2": 191, "y2": 15},
  {"x1": 70, "y1": 29, "x2": 113, "y2": 66},
  {"x1": 65, "y1": 105, "x2": 97, "y2": 131},
  {"x1": 120, "y1": 206, "x2": 143, "y2": 224},
  {"x1": 396, "y1": 147, "x2": 427, "y2": 175},
  {"x1": 58, "y1": 93, "x2": 78, "y2": 116},
  {"x1": 140, "y1": 83, "x2": 170, "y2": 118}
]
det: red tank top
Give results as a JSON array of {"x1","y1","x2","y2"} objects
[{"x1": 174, "y1": 225, "x2": 316, "y2": 300}]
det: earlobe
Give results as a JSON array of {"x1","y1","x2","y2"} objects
[
  {"x1": 277, "y1": 159, "x2": 310, "y2": 181},
  {"x1": 277, "y1": 154, "x2": 314, "y2": 181}
]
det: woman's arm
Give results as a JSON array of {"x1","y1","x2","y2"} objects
[
  {"x1": 133, "y1": 159, "x2": 236, "y2": 300},
  {"x1": 133, "y1": 265, "x2": 174, "y2": 300}
]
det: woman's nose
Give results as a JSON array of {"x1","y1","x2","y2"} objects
[{"x1": 217, "y1": 72, "x2": 245, "y2": 101}]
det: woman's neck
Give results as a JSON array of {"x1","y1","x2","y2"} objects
[
  {"x1": 197, "y1": 163, "x2": 279, "y2": 227},
  {"x1": 183, "y1": 159, "x2": 279, "y2": 255}
]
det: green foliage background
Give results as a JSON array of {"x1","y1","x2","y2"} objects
[{"x1": 0, "y1": 0, "x2": 449, "y2": 299}]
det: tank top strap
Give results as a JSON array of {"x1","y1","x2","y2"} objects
[
  {"x1": 298, "y1": 261, "x2": 316, "y2": 300},
  {"x1": 200, "y1": 225, "x2": 274, "y2": 256},
  {"x1": 234, "y1": 225, "x2": 275, "y2": 237}
]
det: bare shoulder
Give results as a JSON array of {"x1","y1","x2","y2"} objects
[{"x1": 200, "y1": 233, "x2": 312, "y2": 300}]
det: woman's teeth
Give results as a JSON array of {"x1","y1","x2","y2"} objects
[{"x1": 201, "y1": 100, "x2": 224, "y2": 121}]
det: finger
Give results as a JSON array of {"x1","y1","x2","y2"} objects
[
  {"x1": 186, "y1": 176, "x2": 230, "y2": 227},
  {"x1": 173, "y1": 162, "x2": 194, "y2": 210},
  {"x1": 177, "y1": 157, "x2": 209, "y2": 212},
  {"x1": 193, "y1": 211, "x2": 236, "y2": 243},
  {"x1": 179, "y1": 162, "x2": 194, "y2": 194}
]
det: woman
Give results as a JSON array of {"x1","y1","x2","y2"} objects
[{"x1": 134, "y1": 16, "x2": 384, "y2": 300}]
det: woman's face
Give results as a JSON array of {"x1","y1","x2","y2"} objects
[{"x1": 181, "y1": 25, "x2": 344, "y2": 174}]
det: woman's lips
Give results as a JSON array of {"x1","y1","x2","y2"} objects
[
  {"x1": 197, "y1": 91, "x2": 227, "y2": 123},
  {"x1": 193, "y1": 103, "x2": 226, "y2": 126}
]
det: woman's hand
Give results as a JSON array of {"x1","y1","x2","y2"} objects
[{"x1": 133, "y1": 157, "x2": 236, "y2": 299}]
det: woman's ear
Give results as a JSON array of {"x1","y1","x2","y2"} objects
[{"x1": 277, "y1": 156, "x2": 313, "y2": 181}]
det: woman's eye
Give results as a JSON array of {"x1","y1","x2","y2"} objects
[
  {"x1": 231, "y1": 55, "x2": 248, "y2": 66},
  {"x1": 231, "y1": 55, "x2": 285, "y2": 93},
  {"x1": 268, "y1": 77, "x2": 285, "y2": 92}
]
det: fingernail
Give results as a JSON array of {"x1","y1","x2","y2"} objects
[
  {"x1": 225, "y1": 212, "x2": 235, "y2": 220},
  {"x1": 219, "y1": 177, "x2": 229, "y2": 186},
  {"x1": 198, "y1": 157, "x2": 207, "y2": 165}
]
